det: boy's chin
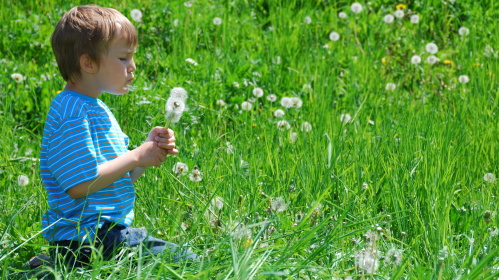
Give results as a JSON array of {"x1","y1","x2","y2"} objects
[{"x1": 107, "y1": 88, "x2": 130, "y2": 95}]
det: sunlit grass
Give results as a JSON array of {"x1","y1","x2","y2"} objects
[{"x1": 1, "y1": 0, "x2": 499, "y2": 279}]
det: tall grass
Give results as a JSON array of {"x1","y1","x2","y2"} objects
[{"x1": 1, "y1": 0, "x2": 498, "y2": 278}]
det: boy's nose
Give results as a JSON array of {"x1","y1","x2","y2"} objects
[{"x1": 128, "y1": 59, "x2": 136, "y2": 72}]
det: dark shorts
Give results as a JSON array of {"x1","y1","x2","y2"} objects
[{"x1": 50, "y1": 222, "x2": 198, "y2": 267}]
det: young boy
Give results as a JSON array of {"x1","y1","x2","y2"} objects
[{"x1": 39, "y1": 5, "x2": 197, "y2": 267}]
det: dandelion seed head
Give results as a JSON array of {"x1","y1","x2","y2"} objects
[
  {"x1": 458, "y1": 26, "x2": 470, "y2": 36},
  {"x1": 266, "y1": 94, "x2": 277, "y2": 102},
  {"x1": 253, "y1": 87, "x2": 264, "y2": 98},
  {"x1": 276, "y1": 120, "x2": 291, "y2": 131},
  {"x1": 458, "y1": 75, "x2": 470, "y2": 84},
  {"x1": 130, "y1": 9, "x2": 143, "y2": 22},
  {"x1": 354, "y1": 249, "x2": 380, "y2": 274},
  {"x1": 329, "y1": 31, "x2": 340, "y2": 41},
  {"x1": 216, "y1": 99, "x2": 226, "y2": 106},
  {"x1": 173, "y1": 162, "x2": 189, "y2": 176},
  {"x1": 170, "y1": 87, "x2": 188, "y2": 100},
  {"x1": 484, "y1": 173, "x2": 496, "y2": 184},
  {"x1": 340, "y1": 113, "x2": 352, "y2": 123},
  {"x1": 411, "y1": 55, "x2": 422, "y2": 65},
  {"x1": 383, "y1": 14, "x2": 394, "y2": 24},
  {"x1": 185, "y1": 58, "x2": 198, "y2": 66},
  {"x1": 385, "y1": 83, "x2": 396, "y2": 91},
  {"x1": 351, "y1": 2, "x2": 363, "y2": 14},
  {"x1": 301, "y1": 121, "x2": 312, "y2": 132},
  {"x1": 212, "y1": 196, "x2": 224, "y2": 210},
  {"x1": 11, "y1": 73, "x2": 24, "y2": 83},
  {"x1": 290, "y1": 97, "x2": 303, "y2": 108},
  {"x1": 280, "y1": 97, "x2": 293, "y2": 108},
  {"x1": 271, "y1": 197, "x2": 288, "y2": 212},
  {"x1": 385, "y1": 247, "x2": 403, "y2": 266},
  {"x1": 426, "y1": 42, "x2": 439, "y2": 54},
  {"x1": 426, "y1": 55, "x2": 439, "y2": 65},
  {"x1": 394, "y1": 9, "x2": 404, "y2": 18},
  {"x1": 338, "y1": 12, "x2": 347, "y2": 19},
  {"x1": 213, "y1": 17, "x2": 222, "y2": 25},
  {"x1": 410, "y1": 14, "x2": 420, "y2": 24},
  {"x1": 304, "y1": 16, "x2": 312, "y2": 24},
  {"x1": 241, "y1": 101, "x2": 252, "y2": 111},
  {"x1": 289, "y1": 131, "x2": 298, "y2": 143},
  {"x1": 165, "y1": 97, "x2": 186, "y2": 123},
  {"x1": 189, "y1": 166, "x2": 203, "y2": 182},
  {"x1": 274, "y1": 109, "x2": 285, "y2": 118},
  {"x1": 17, "y1": 175, "x2": 29, "y2": 186}
]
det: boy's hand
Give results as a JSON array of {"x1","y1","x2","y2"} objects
[{"x1": 146, "y1": 126, "x2": 179, "y2": 155}]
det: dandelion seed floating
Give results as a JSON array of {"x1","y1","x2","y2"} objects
[
  {"x1": 130, "y1": 9, "x2": 143, "y2": 22},
  {"x1": 165, "y1": 87, "x2": 188, "y2": 128}
]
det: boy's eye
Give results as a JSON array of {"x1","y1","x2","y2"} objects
[{"x1": 119, "y1": 57, "x2": 128, "y2": 61}]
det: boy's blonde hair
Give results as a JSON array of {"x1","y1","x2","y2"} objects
[{"x1": 51, "y1": 5, "x2": 138, "y2": 83}]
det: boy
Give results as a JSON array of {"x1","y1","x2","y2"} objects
[{"x1": 38, "y1": 5, "x2": 197, "y2": 268}]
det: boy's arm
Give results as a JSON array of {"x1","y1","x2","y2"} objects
[{"x1": 67, "y1": 141, "x2": 168, "y2": 199}]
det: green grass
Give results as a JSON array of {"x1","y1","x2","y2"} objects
[{"x1": 1, "y1": 0, "x2": 499, "y2": 278}]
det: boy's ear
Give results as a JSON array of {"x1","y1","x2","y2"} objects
[{"x1": 79, "y1": 54, "x2": 97, "y2": 74}]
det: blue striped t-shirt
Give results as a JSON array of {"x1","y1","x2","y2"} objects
[{"x1": 40, "y1": 90, "x2": 135, "y2": 242}]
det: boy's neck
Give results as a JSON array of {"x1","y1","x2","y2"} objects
[{"x1": 64, "y1": 81, "x2": 101, "y2": 99}]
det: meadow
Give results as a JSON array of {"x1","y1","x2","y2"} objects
[{"x1": 1, "y1": 0, "x2": 499, "y2": 278}]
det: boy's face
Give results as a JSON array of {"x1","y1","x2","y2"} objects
[{"x1": 94, "y1": 37, "x2": 136, "y2": 95}]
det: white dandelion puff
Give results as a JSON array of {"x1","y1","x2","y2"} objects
[
  {"x1": 383, "y1": 14, "x2": 394, "y2": 24},
  {"x1": 458, "y1": 26, "x2": 470, "y2": 36},
  {"x1": 301, "y1": 122, "x2": 312, "y2": 132},
  {"x1": 165, "y1": 96, "x2": 186, "y2": 124},
  {"x1": 266, "y1": 94, "x2": 277, "y2": 102},
  {"x1": 11, "y1": 73, "x2": 24, "y2": 83},
  {"x1": 270, "y1": 197, "x2": 288, "y2": 212},
  {"x1": 425, "y1": 42, "x2": 439, "y2": 54},
  {"x1": 274, "y1": 109, "x2": 285, "y2": 118},
  {"x1": 185, "y1": 58, "x2": 198, "y2": 66},
  {"x1": 290, "y1": 97, "x2": 303, "y2": 108},
  {"x1": 304, "y1": 16, "x2": 312, "y2": 24},
  {"x1": 289, "y1": 131, "x2": 298, "y2": 143},
  {"x1": 385, "y1": 83, "x2": 396, "y2": 91},
  {"x1": 164, "y1": 98, "x2": 185, "y2": 121},
  {"x1": 340, "y1": 113, "x2": 352, "y2": 123},
  {"x1": 280, "y1": 97, "x2": 293, "y2": 108},
  {"x1": 385, "y1": 247, "x2": 403, "y2": 266},
  {"x1": 355, "y1": 249, "x2": 380, "y2": 274},
  {"x1": 241, "y1": 101, "x2": 252, "y2": 111},
  {"x1": 189, "y1": 166, "x2": 203, "y2": 182},
  {"x1": 411, "y1": 55, "x2": 422, "y2": 65},
  {"x1": 329, "y1": 31, "x2": 340, "y2": 41},
  {"x1": 253, "y1": 87, "x2": 264, "y2": 98},
  {"x1": 338, "y1": 12, "x2": 347, "y2": 19},
  {"x1": 484, "y1": 173, "x2": 496, "y2": 184},
  {"x1": 276, "y1": 120, "x2": 291, "y2": 131},
  {"x1": 17, "y1": 175, "x2": 29, "y2": 186},
  {"x1": 426, "y1": 55, "x2": 439, "y2": 65},
  {"x1": 351, "y1": 2, "x2": 363, "y2": 14},
  {"x1": 216, "y1": 99, "x2": 226, "y2": 107},
  {"x1": 458, "y1": 75, "x2": 470, "y2": 84},
  {"x1": 173, "y1": 19, "x2": 179, "y2": 26},
  {"x1": 130, "y1": 9, "x2": 143, "y2": 22},
  {"x1": 213, "y1": 17, "x2": 222, "y2": 25},
  {"x1": 169, "y1": 87, "x2": 188, "y2": 100},
  {"x1": 394, "y1": 9, "x2": 404, "y2": 18},
  {"x1": 173, "y1": 162, "x2": 189, "y2": 176},
  {"x1": 410, "y1": 14, "x2": 420, "y2": 24},
  {"x1": 212, "y1": 196, "x2": 224, "y2": 210}
]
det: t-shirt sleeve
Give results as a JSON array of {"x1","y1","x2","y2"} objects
[{"x1": 47, "y1": 117, "x2": 99, "y2": 192}]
